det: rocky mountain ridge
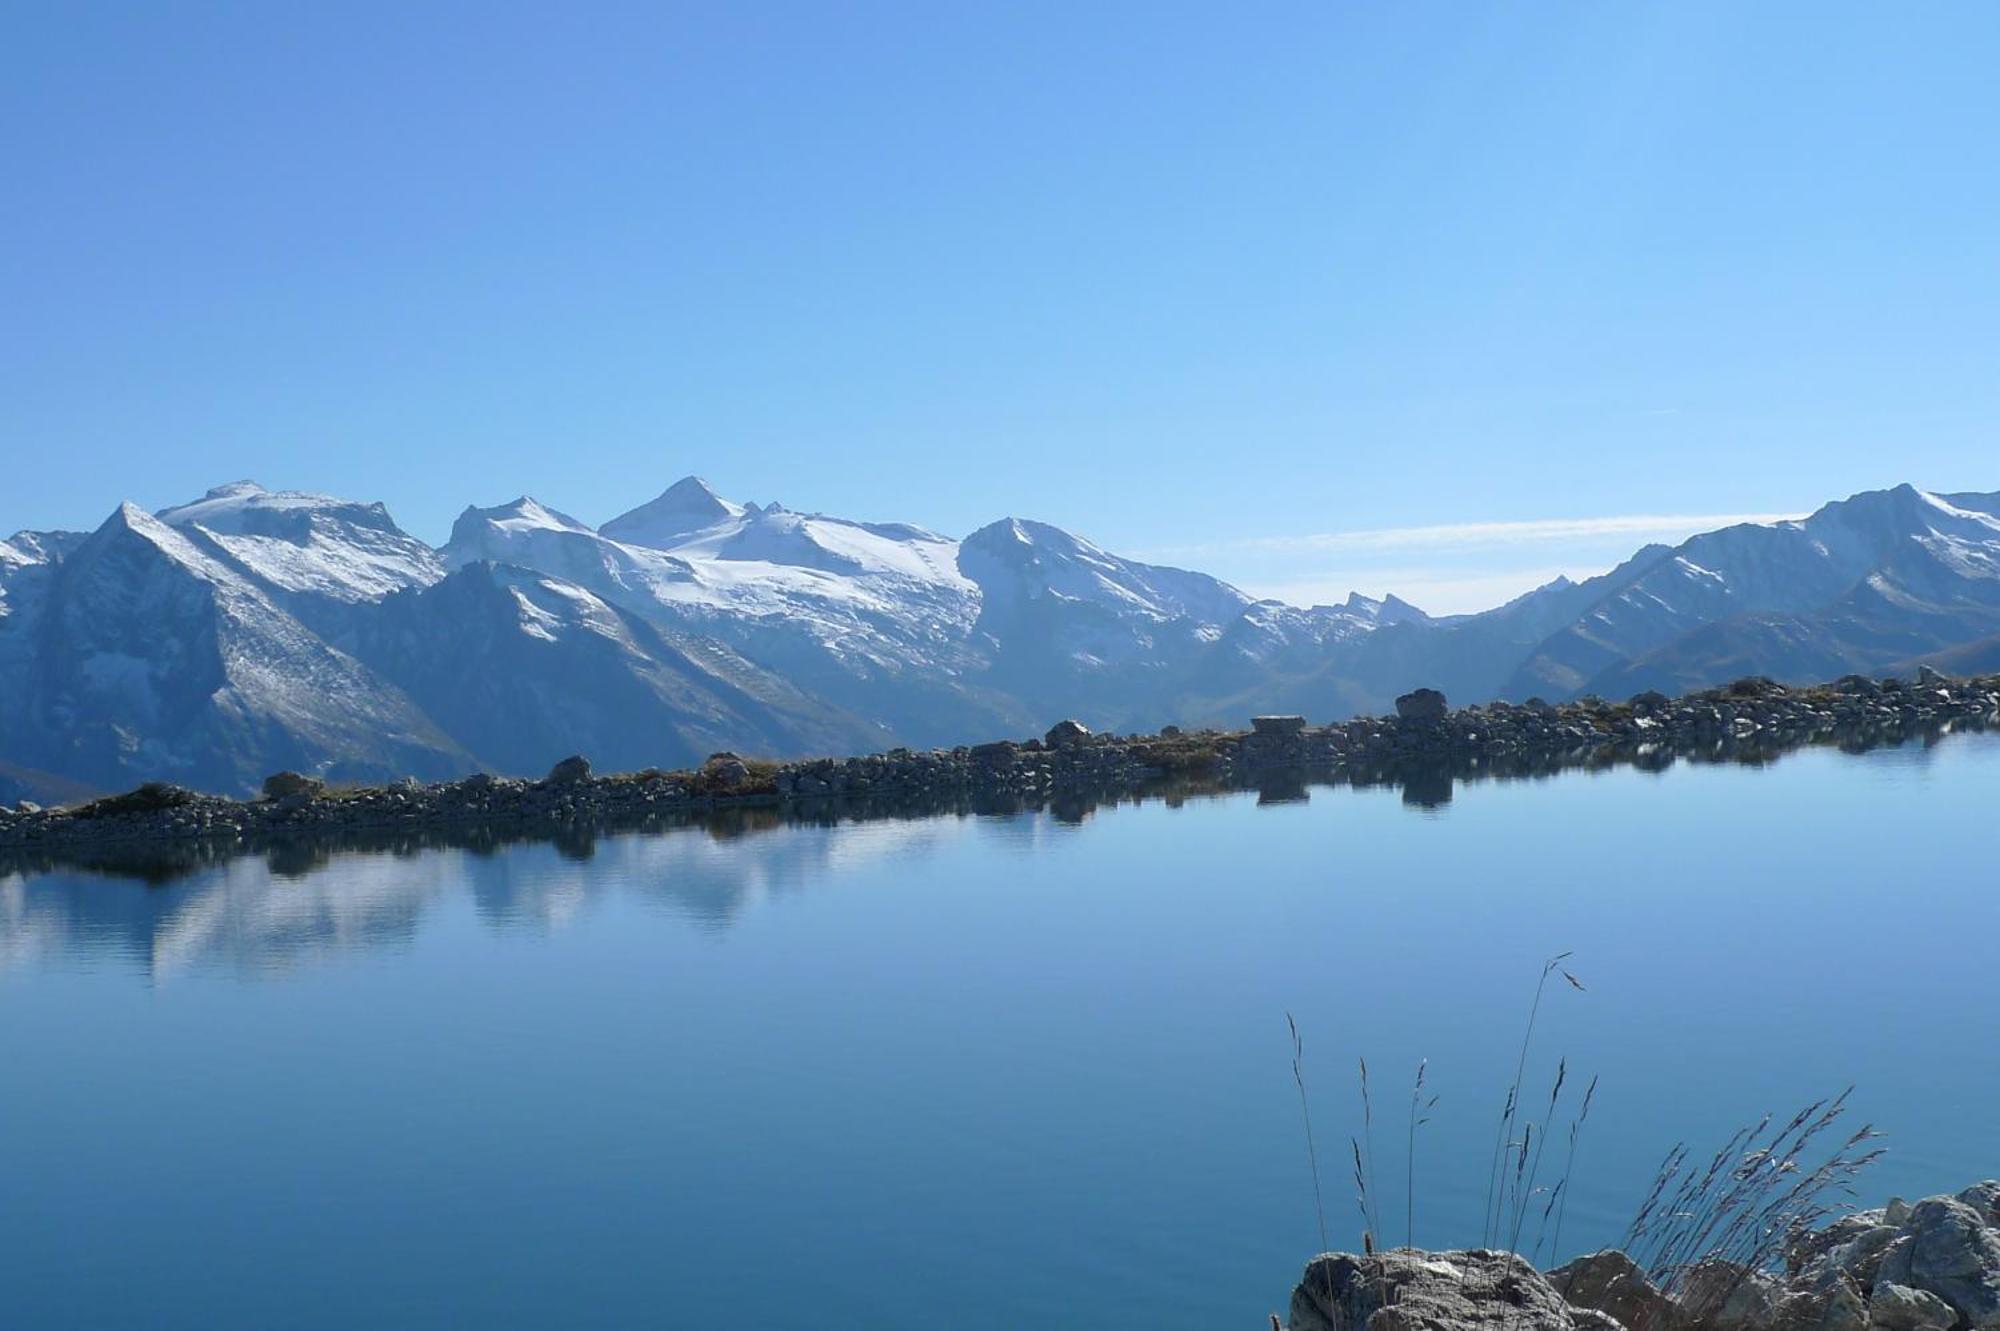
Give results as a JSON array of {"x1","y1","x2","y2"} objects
[{"x1": 2, "y1": 478, "x2": 1996, "y2": 797}]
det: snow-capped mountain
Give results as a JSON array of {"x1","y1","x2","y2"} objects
[
  {"x1": 1, "y1": 478, "x2": 1995, "y2": 800},
  {"x1": 0, "y1": 501, "x2": 467, "y2": 794},
  {"x1": 1509, "y1": 485, "x2": 2000, "y2": 697}
]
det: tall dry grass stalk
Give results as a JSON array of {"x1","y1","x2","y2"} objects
[
  {"x1": 1540, "y1": 1073, "x2": 1598, "y2": 1263},
  {"x1": 1289, "y1": 952, "x2": 1612, "y2": 1268},
  {"x1": 1622, "y1": 1087, "x2": 1884, "y2": 1294},
  {"x1": 1359, "y1": 1057, "x2": 1384, "y2": 1248},
  {"x1": 1482, "y1": 952, "x2": 1585, "y2": 1247},
  {"x1": 1407, "y1": 1059, "x2": 1436, "y2": 1249},
  {"x1": 1350, "y1": 1137, "x2": 1375, "y2": 1254},
  {"x1": 1286, "y1": 1012, "x2": 1330, "y2": 1256},
  {"x1": 1506, "y1": 1057, "x2": 1568, "y2": 1254}
]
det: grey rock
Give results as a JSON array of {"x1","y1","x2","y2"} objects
[
  {"x1": 1396, "y1": 688, "x2": 1449, "y2": 723},
  {"x1": 14, "y1": 800, "x2": 42, "y2": 815},
  {"x1": 1874, "y1": 1198, "x2": 2000, "y2": 1330},
  {"x1": 1958, "y1": 1182, "x2": 2000, "y2": 1227},
  {"x1": 704, "y1": 755, "x2": 752, "y2": 786},
  {"x1": 1680, "y1": 1260, "x2": 1783, "y2": 1331},
  {"x1": 1045, "y1": 719, "x2": 1091, "y2": 748},
  {"x1": 1253, "y1": 715, "x2": 1308, "y2": 736},
  {"x1": 261, "y1": 771, "x2": 326, "y2": 801},
  {"x1": 1868, "y1": 1283, "x2": 1956, "y2": 1331},
  {"x1": 1551, "y1": 1248, "x2": 1679, "y2": 1331},
  {"x1": 1793, "y1": 1274, "x2": 1870, "y2": 1331},
  {"x1": 1792, "y1": 1217, "x2": 1902, "y2": 1290},
  {"x1": 544, "y1": 755, "x2": 592, "y2": 785},
  {"x1": 1290, "y1": 1249, "x2": 1580, "y2": 1331}
]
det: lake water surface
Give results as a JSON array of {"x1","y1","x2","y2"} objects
[{"x1": 3, "y1": 736, "x2": 1997, "y2": 1329}]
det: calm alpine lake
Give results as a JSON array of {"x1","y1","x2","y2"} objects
[{"x1": 3, "y1": 735, "x2": 1996, "y2": 1330}]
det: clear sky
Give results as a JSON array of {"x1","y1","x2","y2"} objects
[{"x1": 5, "y1": 3, "x2": 1997, "y2": 612}]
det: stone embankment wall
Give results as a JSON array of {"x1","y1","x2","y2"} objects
[{"x1": 3, "y1": 670, "x2": 1995, "y2": 856}]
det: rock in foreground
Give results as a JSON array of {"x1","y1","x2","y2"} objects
[
  {"x1": 1285, "y1": 1180, "x2": 2000, "y2": 1331},
  {"x1": 1291, "y1": 1250, "x2": 1593, "y2": 1331}
]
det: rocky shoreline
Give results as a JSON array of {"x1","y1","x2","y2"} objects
[
  {"x1": 1287, "y1": 1179, "x2": 2000, "y2": 1331},
  {"x1": 4, "y1": 669, "x2": 1996, "y2": 864}
]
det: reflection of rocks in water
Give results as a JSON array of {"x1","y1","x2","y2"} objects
[
  {"x1": 1048, "y1": 792, "x2": 1094, "y2": 825},
  {"x1": 0, "y1": 813, "x2": 982, "y2": 974},
  {"x1": 266, "y1": 839, "x2": 337, "y2": 879},
  {"x1": 1398, "y1": 764, "x2": 1453, "y2": 810},
  {"x1": 1631, "y1": 744, "x2": 1676, "y2": 774},
  {"x1": 3, "y1": 719, "x2": 1996, "y2": 977},
  {"x1": 1255, "y1": 770, "x2": 1310, "y2": 805},
  {"x1": 551, "y1": 823, "x2": 600, "y2": 862},
  {"x1": 1, "y1": 851, "x2": 451, "y2": 979}
]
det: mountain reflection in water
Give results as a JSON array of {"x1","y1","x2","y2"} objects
[{"x1": 1, "y1": 721, "x2": 1981, "y2": 979}]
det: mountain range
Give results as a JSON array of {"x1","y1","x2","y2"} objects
[{"x1": 2, "y1": 478, "x2": 1996, "y2": 800}]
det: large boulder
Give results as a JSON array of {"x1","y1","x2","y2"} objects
[
  {"x1": 1680, "y1": 1261, "x2": 1783, "y2": 1331},
  {"x1": 1045, "y1": 719, "x2": 1091, "y2": 748},
  {"x1": 1291, "y1": 1249, "x2": 1581, "y2": 1331},
  {"x1": 1959, "y1": 1183, "x2": 2000, "y2": 1227},
  {"x1": 969, "y1": 740, "x2": 1020, "y2": 767},
  {"x1": 1551, "y1": 1249, "x2": 1680, "y2": 1331},
  {"x1": 1253, "y1": 715, "x2": 1308, "y2": 736},
  {"x1": 262, "y1": 770, "x2": 326, "y2": 801},
  {"x1": 1868, "y1": 1283, "x2": 1956, "y2": 1331},
  {"x1": 1396, "y1": 688, "x2": 1449, "y2": 723},
  {"x1": 703, "y1": 753, "x2": 752, "y2": 786},
  {"x1": 1873, "y1": 1198, "x2": 2000, "y2": 1330},
  {"x1": 544, "y1": 754, "x2": 592, "y2": 785}
]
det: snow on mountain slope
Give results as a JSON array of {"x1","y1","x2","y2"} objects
[
  {"x1": 351, "y1": 562, "x2": 886, "y2": 775},
  {"x1": 444, "y1": 489, "x2": 1021, "y2": 744},
  {"x1": 950, "y1": 517, "x2": 1277, "y2": 726},
  {"x1": 443, "y1": 496, "x2": 703, "y2": 606},
  {"x1": 0, "y1": 502, "x2": 469, "y2": 793},
  {"x1": 598, "y1": 475, "x2": 746, "y2": 547},
  {"x1": 7, "y1": 477, "x2": 2000, "y2": 795},
  {"x1": 958, "y1": 517, "x2": 1251, "y2": 627},
  {"x1": 1, "y1": 528, "x2": 87, "y2": 614},
  {"x1": 604, "y1": 478, "x2": 975, "y2": 621},
  {"x1": 1509, "y1": 485, "x2": 2000, "y2": 697},
  {"x1": 157, "y1": 481, "x2": 444, "y2": 604}
]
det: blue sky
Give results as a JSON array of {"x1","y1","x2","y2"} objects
[{"x1": 4, "y1": 3, "x2": 1997, "y2": 612}]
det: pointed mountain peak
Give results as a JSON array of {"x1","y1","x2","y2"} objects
[
  {"x1": 84, "y1": 499, "x2": 222, "y2": 572},
  {"x1": 662, "y1": 475, "x2": 729, "y2": 504},
  {"x1": 462, "y1": 496, "x2": 592, "y2": 532},
  {"x1": 602, "y1": 475, "x2": 747, "y2": 549},
  {"x1": 107, "y1": 500, "x2": 161, "y2": 532}
]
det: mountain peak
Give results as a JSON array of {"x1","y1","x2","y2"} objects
[
  {"x1": 663, "y1": 475, "x2": 729, "y2": 504},
  {"x1": 203, "y1": 480, "x2": 266, "y2": 500},
  {"x1": 460, "y1": 496, "x2": 592, "y2": 534},
  {"x1": 602, "y1": 476, "x2": 747, "y2": 549}
]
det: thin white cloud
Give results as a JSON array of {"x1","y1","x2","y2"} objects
[{"x1": 1145, "y1": 511, "x2": 1804, "y2": 560}]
